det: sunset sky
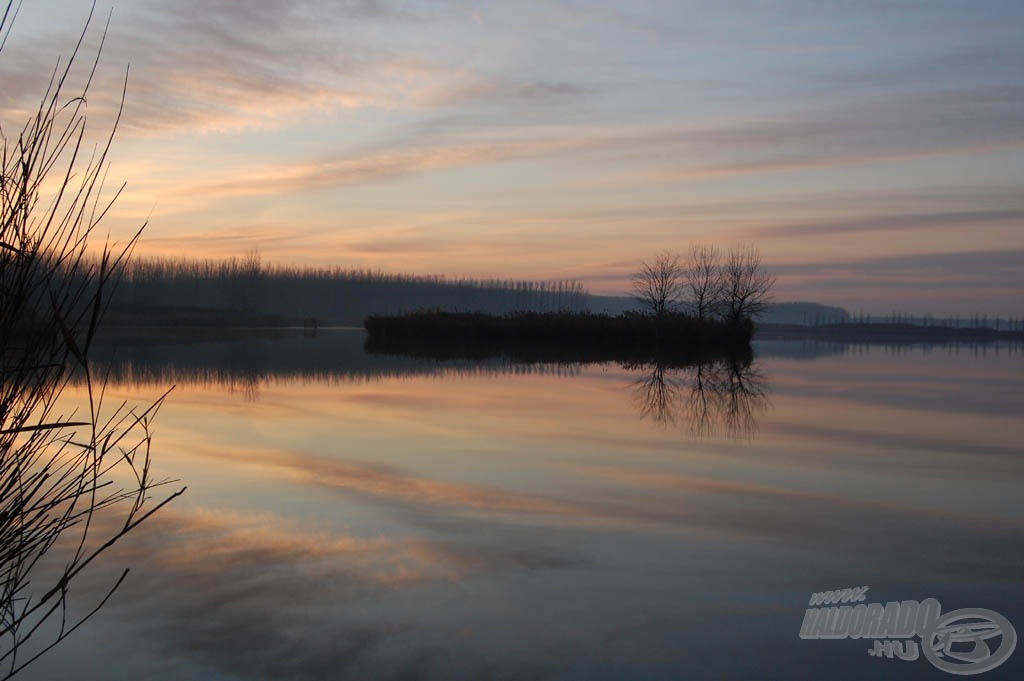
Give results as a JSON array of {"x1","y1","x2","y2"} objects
[{"x1": 2, "y1": 0, "x2": 1022, "y2": 314}]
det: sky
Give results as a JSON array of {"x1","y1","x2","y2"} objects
[{"x1": 1, "y1": 0, "x2": 1022, "y2": 315}]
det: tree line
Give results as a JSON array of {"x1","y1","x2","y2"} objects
[
  {"x1": 112, "y1": 252, "x2": 589, "y2": 323},
  {"x1": 110, "y1": 245, "x2": 776, "y2": 328}
]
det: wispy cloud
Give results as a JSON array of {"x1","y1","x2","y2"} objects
[
  {"x1": 174, "y1": 137, "x2": 582, "y2": 198},
  {"x1": 759, "y1": 208, "x2": 1024, "y2": 238},
  {"x1": 4, "y1": 0, "x2": 1022, "y2": 312},
  {"x1": 769, "y1": 249, "x2": 1024, "y2": 313},
  {"x1": 587, "y1": 85, "x2": 1024, "y2": 185},
  {"x1": 773, "y1": 249, "x2": 1024, "y2": 283},
  {"x1": 149, "y1": 78, "x2": 1024, "y2": 203}
]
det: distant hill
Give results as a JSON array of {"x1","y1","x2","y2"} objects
[
  {"x1": 585, "y1": 295, "x2": 849, "y2": 325},
  {"x1": 761, "y1": 302, "x2": 850, "y2": 325}
]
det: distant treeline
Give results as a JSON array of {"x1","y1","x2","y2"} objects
[
  {"x1": 849, "y1": 312, "x2": 1024, "y2": 332},
  {"x1": 110, "y1": 255, "x2": 588, "y2": 324}
]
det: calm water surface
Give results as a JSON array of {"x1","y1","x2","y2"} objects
[{"x1": 27, "y1": 330, "x2": 1024, "y2": 680}]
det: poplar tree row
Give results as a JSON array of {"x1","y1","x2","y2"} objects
[{"x1": 113, "y1": 252, "x2": 589, "y2": 322}]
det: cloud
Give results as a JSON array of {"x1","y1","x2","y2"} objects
[
  {"x1": 805, "y1": 44, "x2": 1024, "y2": 93},
  {"x1": 773, "y1": 249, "x2": 1024, "y2": 283},
  {"x1": 1, "y1": 0, "x2": 602, "y2": 139},
  {"x1": 593, "y1": 85, "x2": 1024, "y2": 185},
  {"x1": 156, "y1": 76, "x2": 1024, "y2": 201},
  {"x1": 0, "y1": 0, "x2": 469, "y2": 135},
  {"x1": 767, "y1": 249, "x2": 1024, "y2": 314},
  {"x1": 4, "y1": 0, "x2": 1022, "y2": 317},
  {"x1": 759, "y1": 208, "x2": 1024, "y2": 238},
  {"x1": 172, "y1": 136, "x2": 583, "y2": 198},
  {"x1": 422, "y1": 77, "x2": 599, "y2": 108}
]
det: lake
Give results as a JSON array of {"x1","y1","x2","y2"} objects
[{"x1": 24, "y1": 330, "x2": 1024, "y2": 680}]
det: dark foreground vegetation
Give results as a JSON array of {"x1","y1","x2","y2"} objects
[
  {"x1": 364, "y1": 311, "x2": 754, "y2": 366},
  {"x1": 1, "y1": 5, "x2": 179, "y2": 676}
]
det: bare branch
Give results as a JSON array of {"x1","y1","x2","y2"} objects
[
  {"x1": 684, "y1": 243, "x2": 723, "y2": 321},
  {"x1": 632, "y1": 251, "x2": 685, "y2": 318},
  {"x1": 721, "y1": 243, "x2": 776, "y2": 327},
  {"x1": 1, "y1": 5, "x2": 178, "y2": 675}
]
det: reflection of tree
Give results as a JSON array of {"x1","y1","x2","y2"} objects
[
  {"x1": 631, "y1": 363, "x2": 686, "y2": 426},
  {"x1": 628, "y1": 356, "x2": 770, "y2": 438}
]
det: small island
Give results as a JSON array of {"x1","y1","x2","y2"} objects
[{"x1": 365, "y1": 246, "x2": 774, "y2": 366}]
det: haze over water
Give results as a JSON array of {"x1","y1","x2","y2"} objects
[{"x1": 20, "y1": 330, "x2": 1022, "y2": 680}]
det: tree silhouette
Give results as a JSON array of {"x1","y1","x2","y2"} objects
[
  {"x1": 721, "y1": 243, "x2": 775, "y2": 328},
  {"x1": 684, "y1": 243, "x2": 724, "y2": 321},
  {"x1": 633, "y1": 244, "x2": 774, "y2": 332},
  {"x1": 632, "y1": 252, "x2": 685, "y2": 318}
]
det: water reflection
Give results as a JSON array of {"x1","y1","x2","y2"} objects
[
  {"x1": 628, "y1": 356, "x2": 770, "y2": 437},
  {"x1": 33, "y1": 330, "x2": 1024, "y2": 681},
  {"x1": 84, "y1": 330, "x2": 1022, "y2": 438},
  {"x1": 87, "y1": 330, "x2": 772, "y2": 436},
  {"x1": 86, "y1": 329, "x2": 581, "y2": 401}
]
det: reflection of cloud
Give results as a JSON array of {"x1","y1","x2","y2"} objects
[
  {"x1": 75, "y1": 506, "x2": 589, "y2": 680},
  {"x1": 766, "y1": 421, "x2": 1024, "y2": 461},
  {"x1": 195, "y1": 446, "x2": 580, "y2": 517},
  {"x1": 52, "y1": 435, "x2": 1024, "y2": 679},
  {"x1": 577, "y1": 465, "x2": 1024, "y2": 580},
  {"x1": 175, "y1": 441, "x2": 1024, "y2": 582}
]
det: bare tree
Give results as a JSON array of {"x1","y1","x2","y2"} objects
[
  {"x1": 632, "y1": 252, "x2": 685, "y2": 318},
  {"x1": 684, "y1": 243, "x2": 723, "y2": 321},
  {"x1": 721, "y1": 244, "x2": 775, "y2": 327}
]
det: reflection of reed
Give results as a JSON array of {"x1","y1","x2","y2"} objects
[
  {"x1": 76, "y1": 358, "x2": 581, "y2": 400},
  {"x1": 82, "y1": 335, "x2": 768, "y2": 436},
  {"x1": 629, "y1": 356, "x2": 770, "y2": 438}
]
